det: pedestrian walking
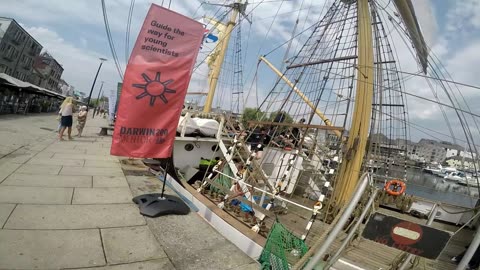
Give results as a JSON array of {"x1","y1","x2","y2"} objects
[
  {"x1": 58, "y1": 97, "x2": 75, "y2": 140},
  {"x1": 56, "y1": 110, "x2": 62, "y2": 132},
  {"x1": 76, "y1": 105, "x2": 87, "y2": 137}
]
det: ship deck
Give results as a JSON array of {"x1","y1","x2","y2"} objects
[
  {"x1": 198, "y1": 187, "x2": 472, "y2": 270},
  {"x1": 173, "y1": 130, "x2": 472, "y2": 269}
]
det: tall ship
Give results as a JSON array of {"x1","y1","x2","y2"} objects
[{"x1": 136, "y1": 1, "x2": 480, "y2": 269}]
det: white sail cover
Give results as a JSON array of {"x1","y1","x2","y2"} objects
[{"x1": 177, "y1": 116, "x2": 219, "y2": 137}]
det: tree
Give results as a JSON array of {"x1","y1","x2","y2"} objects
[{"x1": 241, "y1": 107, "x2": 266, "y2": 126}]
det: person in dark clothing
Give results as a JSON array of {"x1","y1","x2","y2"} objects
[
  {"x1": 291, "y1": 118, "x2": 305, "y2": 147},
  {"x1": 246, "y1": 127, "x2": 270, "y2": 158},
  {"x1": 246, "y1": 127, "x2": 262, "y2": 146},
  {"x1": 273, "y1": 111, "x2": 287, "y2": 123}
]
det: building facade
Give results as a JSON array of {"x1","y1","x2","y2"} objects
[
  {"x1": 0, "y1": 17, "x2": 42, "y2": 81},
  {"x1": 445, "y1": 156, "x2": 478, "y2": 171},
  {"x1": 58, "y1": 79, "x2": 74, "y2": 96},
  {"x1": 29, "y1": 52, "x2": 64, "y2": 93},
  {"x1": 406, "y1": 139, "x2": 464, "y2": 164}
]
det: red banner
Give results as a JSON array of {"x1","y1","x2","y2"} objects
[{"x1": 111, "y1": 5, "x2": 204, "y2": 158}]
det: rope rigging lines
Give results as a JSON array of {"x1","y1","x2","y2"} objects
[
  {"x1": 101, "y1": 0, "x2": 124, "y2": 81},
  {"x1": 124, "y1": 0, "x2": 135, "y2": 64}
]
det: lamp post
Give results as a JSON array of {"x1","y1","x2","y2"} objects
[
  {"x1": 86, "y1": 57, "x2": 107, "y2": 112},
  {"x1": 92, "y1": 81, "x2": 104, "y2": 119}
]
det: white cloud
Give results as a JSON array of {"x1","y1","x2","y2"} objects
[
  {"x1": 4, "y1": 0, "x2": 480, "y2": 144},
  {"x1": 25, "y1": 26, "x2": 121, "y2": 95},
  {"x1": 80, "y1": 37, "x2": 88, "y2": 48},
  {"x1": 445, "y1": 40, "x2": 480, "y2": 88},
  {"x1": 446, "y1": 0, "x2": 480, "y2": 34}
]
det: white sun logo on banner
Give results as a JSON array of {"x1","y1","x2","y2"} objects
[{"x1": 133, "y1": 72, "x2": 176, "y2": 107}]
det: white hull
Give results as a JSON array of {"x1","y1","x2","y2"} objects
[{"x1": 163, "y1": 172, "x2": 264, "y2": 259}]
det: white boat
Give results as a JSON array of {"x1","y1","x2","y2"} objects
[
  {"x1": 423, "y1": 164, "x2": 443, "y2": 175},
  {"x1": 444, "y1": 171, "x2": 468, "y2": 183},
  {"x1": 458, "y1": 177, "x2": 479, "y2": 187}
]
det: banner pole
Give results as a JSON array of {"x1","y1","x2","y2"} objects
[{"x1": 160, "y1": 156, "x2": 169, "y2": 198}]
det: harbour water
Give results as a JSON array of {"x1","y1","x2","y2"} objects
[{"x1": 374, "y1": 166, "x2": 479, "y2": 208}]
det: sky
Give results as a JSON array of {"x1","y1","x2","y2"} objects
[{"x1": 2, "y1": 0, "x2": 480, "y2": 146}]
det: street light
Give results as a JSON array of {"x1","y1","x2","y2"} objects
[{"x1": 86, "y1": 57, "x2": 107, "y2": 112}]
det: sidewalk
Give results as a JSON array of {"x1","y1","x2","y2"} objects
[{"x1": 0, "y1": 113, "x2": 258, "y2": 270}]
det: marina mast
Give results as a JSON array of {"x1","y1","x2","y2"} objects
[
  {"x1": 203, "y1": 1, "x2": 247, "y2": 113},
  {"x1": 332, "y1": 0, "x2": 374, "y2": 208}
]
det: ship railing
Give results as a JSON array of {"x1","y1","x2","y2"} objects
[
  {"x1": 221, "y1": 115, "x2": 273, "y2": 188},
  {"x1": 300, "y1": 173, "x2": 372, "y2": 270},
  {"x1": 213, "y1": 169, "x2": 316, "y2": 213}
]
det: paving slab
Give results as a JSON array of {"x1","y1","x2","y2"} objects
[
  {"x1": 0, "y1": 162, "x2": 22, "y2": 184},
  {"x1": 2, "y1": 173, "x2": 91, "y2": 188},
  {"x1": 0, "y1": 186, "x2": 73, "y2": 204},
  {"x1": 33, "y1": 151, "x2": 55, "y2": 158},
  {"x1": 71, "y1": 259, "x2": 176, "y2": 270},
  {"x1": 74, "y1": 145, "x2": 107, "y2": 150},
  {"x1": 42, "y1": 144, "x2": 77, "y2": 150},
  {"x1": 5, "y1": 151, "x2": 36, "y2": 164},
  {"x1": 101, "y1": 226, "x2": 167, "y2": 265},
  {"x1": 85, "y1": 160, "x2": 121, "y2": 168},
  {"x1": 44, "y1": 148, "x2": 87, "y2": 154},
  {"x1": 4, "y1": 204, "x2": 145, "y2": 229},
  {"x1": 73, "y1": 187, "x2": 132, "y2": 204},
  {"x1": 16, "y1": 164, "x2": 62, "y2": 175},
  {"x1": 23, "y1": 144, "x2": 49, "y2": 151},
  {"x1": 147, "y1": 213, "x2": 254, "y2": 270},
  {"x1": 126, "y1": 176, "x2": 255, "y2": 270},
  {"x1": 27, "y1": 157, "x2": 85, "y2": 166},
  {"x1": 53, "y1": 153, "x2": 117, "y2": 161},
  {"x1": 86, "y1": 149, "x2": 113, "y2": 155},
  {"x1": 230, "y1": 262, "x2": 261, "y2": 270},
  {"x1": 0, "y1": 204, "x2": 15, "y2": 228},
  {"x1": 65, "y1": 139, "x2": 95, "y2": 144},
  {"x1": 0, "y1": 229, "x2": 106, "y2": 269},
  {"x1": 93, "y1": 176, "x2": 129, "y2": 187},
  {"x1": 61, "y1": 166, "x2": 124, "y2": 176}
]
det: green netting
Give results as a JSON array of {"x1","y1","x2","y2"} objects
[
  {"x1": 212, "y1": 165, "x2": 232, "y2": 194},
  {"x1": 258, "y1": 221, "x2": 308, "y2": 270}
]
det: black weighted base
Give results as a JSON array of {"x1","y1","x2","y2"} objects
[{"x1": 132, "y1": 193, "x2": 190, "y2": 217}]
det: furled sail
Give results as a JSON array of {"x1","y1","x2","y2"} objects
[{"x1": 393, "y1": 0, "x2": 429, "y2": 74}]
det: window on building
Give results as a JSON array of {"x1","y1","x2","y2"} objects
[
  {"x1": 0, "y1": 65, "x2": 6, "y2": 73},
  {"x1": 12, "y1": 49, "x2": 19, "y2": 59},
  {"x1": 5, "y1": 44, "x2": 13, "y2": 58}
]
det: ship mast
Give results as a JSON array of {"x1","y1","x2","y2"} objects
[
  {"x1": 331, "y1": 0, "x2": 374, "y2": 208},
  {"x1": 203, "y1": 1, "x2": 247, "y2": 113}
]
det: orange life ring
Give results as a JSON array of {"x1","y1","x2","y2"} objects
[{"x1": 385, "y1": 179, "x2": 406, "y2": 196}]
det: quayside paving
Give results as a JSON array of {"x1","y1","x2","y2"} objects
[{"x1": 0, "y1": 112, "x2": 258, "y2": 270}]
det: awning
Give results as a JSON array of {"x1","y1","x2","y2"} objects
[{"x1": 0, "y1": 73, "x2": 66, "y2": 99}]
